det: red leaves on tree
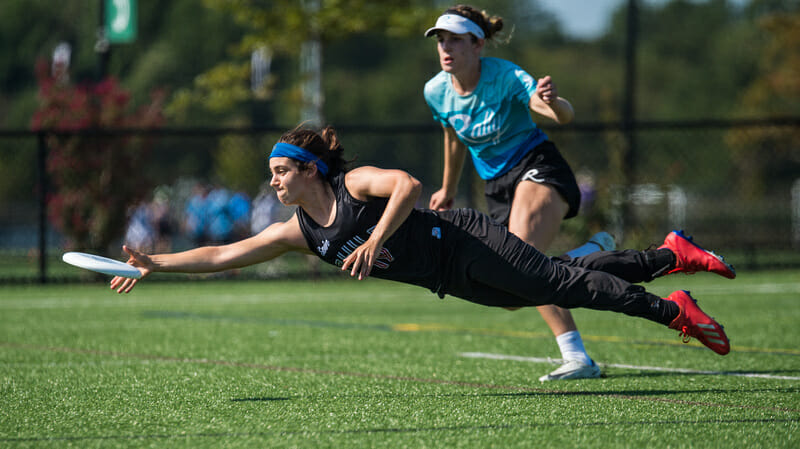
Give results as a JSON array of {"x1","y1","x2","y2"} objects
[{"x1": 31, "y1": 59, "x2": 166, "y2": 252}]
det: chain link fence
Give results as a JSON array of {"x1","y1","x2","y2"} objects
[{"x1": 1, "y1": 119, "x2": 798, "y2": 283}]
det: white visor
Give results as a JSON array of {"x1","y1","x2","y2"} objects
[{"x1": 424, "y1": 14, "x2": 485, "y2": 39}]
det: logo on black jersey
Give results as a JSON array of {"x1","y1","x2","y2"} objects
[
  {"x1": 372, "y1": 247, "x2": 395, "y2": 269},
  {"x1": 318, "y1": 239, "x2": 330, "y2": 256},
  {"x1": 332, "y1": 226, "x2": 395, "y2": 270}
]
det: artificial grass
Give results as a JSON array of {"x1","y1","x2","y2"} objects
[{"x1": 1, "y1": 271, "x2": 798, "y2": 448}]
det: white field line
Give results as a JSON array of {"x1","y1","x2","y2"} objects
[{"x1": 458, "y1": 352, "x2": 800, "y2": 381}]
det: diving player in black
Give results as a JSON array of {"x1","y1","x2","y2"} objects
[{"x1": 111, "y1": 125, "x2": 735, "y2": 356}]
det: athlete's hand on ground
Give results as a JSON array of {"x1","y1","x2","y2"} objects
[
  {"x1": 341, "y1": 239, "x2": 381, "y2": 280},
  {"x1": 536, "y1": 75, "x2": 558, "y2": 104},
  {"x1": 429, "y1": 188, "x2": 454, "y2": 211},
  {"x1": 109, "y1": 245, "x2": 152, "y2": 294}
]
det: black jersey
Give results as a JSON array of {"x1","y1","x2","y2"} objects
[{"x1": 296, "y1": 172, "x2": 444, "y2": 293}]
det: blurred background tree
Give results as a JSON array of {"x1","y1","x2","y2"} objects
[
  {"x1": 1, "y1": 0, "x2": 798, "y2": 214},
  {"x1": 3, "y1": 0, "x2": 795, "y2": 130},
  {"x1": 30, "y1": 60, "x2": 165, "y2": 253},
  {"x1": 726, "y1": 10, "x2": 800, "y2": 200}
]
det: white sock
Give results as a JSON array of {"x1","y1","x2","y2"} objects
[{"x1": 556, "y1": 330, "x2": 592, "y2": 365}]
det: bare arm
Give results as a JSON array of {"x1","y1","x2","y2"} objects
[
  {"x1": 340, "y1": 166, "x2": 422, "y2": 280},
  {"x1": 429, "y1": 126, "x2": 467, "y2": 211},
  {"x1": 110, "y1": 215, "x2": 311, "y2": 293},
  {"x1": 529, "y1": 75, "x2": 575, "y2": 124}
]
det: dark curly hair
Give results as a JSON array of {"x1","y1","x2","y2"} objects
[{"x1": 276, "y1": 125, "x2": 349, "y2": 179}]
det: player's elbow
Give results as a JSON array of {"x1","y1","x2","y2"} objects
[{"x1": 406, "y1": 174, "x2": 423, "y2": 201}]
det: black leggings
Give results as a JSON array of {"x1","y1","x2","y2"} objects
[{"x1": 437, "y1": 209, "x2": 675, "y2": 325}]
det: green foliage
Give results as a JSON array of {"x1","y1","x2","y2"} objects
[
  {"x1": 203, "y1": 0, "x2": 437, "y2": 51},
  {"x1": 213, "y1": 133, "x2": 269, "y2": 195},
  {"x1": 167, "y1": 0, "x2": 441, "y2": 122},
  {"x1": 194, "y1": 62, "x2": 253, "y2": 113},
  {"x1": 1, "y1": 0, "x2": 796, "y2": 128},
  {"x1": 726, "y1": 11, "x2": 800, "y2": 199},
  {"x1": 2, "y1": 0, "x2": 794, "y2": 129}
]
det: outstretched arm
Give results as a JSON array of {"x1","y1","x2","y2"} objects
[
  {"x1": 340, "y1": 166, "x2": 422, "y2": 280},
  {"x1": 110, "y1": 215, "x2": 311, "y2": 293},
  {"x1": 529, "y1": 75, "x2": 574, "y2": 124}
]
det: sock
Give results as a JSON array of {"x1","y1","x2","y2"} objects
[
  {"x1": 620, "y1": 285, "x2": 680, "y2": 326},
  {"x1": 556, "y1": 330, "x2": 593, "y2": 365},
  {"x1": 657, "y1": 295, "x2": 681, "y2": 326},
  {"x1": 565, "y1": 231, "x2": 615, "y2": 258},
  {"x1": 645, "y1": 248, "x2": 677, "y2": 279}
]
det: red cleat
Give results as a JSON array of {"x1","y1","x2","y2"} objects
[
  {"x1": 659, "y1": 230, "x2": 736, "y2": 279},
  {"x1": 666, "y1": 290, "x2": 730, "y2": 355}
]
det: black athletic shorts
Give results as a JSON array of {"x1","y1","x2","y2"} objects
[{"x1": 484, "y1": 140, "x2": 581, "y2": 226}]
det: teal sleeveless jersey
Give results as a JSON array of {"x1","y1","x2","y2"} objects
[{"x1": 424, "y1": 57, "x2": 547, "y2": 180}]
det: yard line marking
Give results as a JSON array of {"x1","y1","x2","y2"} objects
[
  {"x1": 3, "y1": 342, "x2": 799, "y2": 414},
  {"x1": 458, "y1": 352, "x2": 800, "y2": 381},
  {"x1": 391, "y1": 322, "x2": 800, "y2": 356}
]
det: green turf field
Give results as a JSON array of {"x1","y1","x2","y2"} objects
[{"x1": 1, "y1": 270, "x2": 798, "y2": 448}]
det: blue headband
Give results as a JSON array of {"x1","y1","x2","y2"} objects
[{"x1": 270, "y1": 142, "x2": 329, "y2": 177}]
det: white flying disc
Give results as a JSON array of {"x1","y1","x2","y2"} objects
[{"x1": 62, "y1": 252, "x2": 142, "y2": 279}]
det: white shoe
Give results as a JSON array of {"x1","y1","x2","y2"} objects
[{"x1": 538, "y1": 360, "x2": 602, "y2": 382}]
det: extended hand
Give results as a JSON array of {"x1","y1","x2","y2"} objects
[
  {"x1": 109, "y1": 245, "x2": 152, "y2": 294},
  {"x1": 340, "y1": 238, "x2": 382, "y2": 281}
]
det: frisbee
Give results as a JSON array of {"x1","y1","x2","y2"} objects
[{"x1": 62, "y1": 252, "x2": 142, "y2": 279}]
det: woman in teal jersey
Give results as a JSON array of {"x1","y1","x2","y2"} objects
[{"x1": 424, "y1": 5, "x2": 602, "y2": 381}]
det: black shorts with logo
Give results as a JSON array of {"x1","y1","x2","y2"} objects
[{"x1": 484, "y1": 140, "x2": 581, "y2": 226}]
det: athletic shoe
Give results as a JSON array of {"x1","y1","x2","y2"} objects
[
  {"x1": 666, "y1": 290, "x2": 730, "y2": 355},
  {"x1": 658, "y1": 230, "x2": 736, "y2": 279},
  {"x1": 538, "y1": 359, "x2": 602, "y2": 382},
  {"x1": 589, "y1": 231, "x2": 616, "y2": 251}
]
